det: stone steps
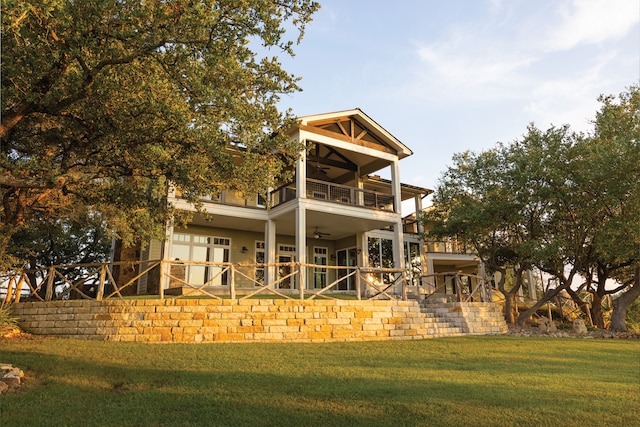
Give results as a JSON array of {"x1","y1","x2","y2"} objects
[{"x1": 418, "y1": 301, "x2": 508, "y2": 336}]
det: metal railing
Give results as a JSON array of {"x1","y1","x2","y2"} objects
[
  {"x1": 424, "y1": 240, "x2": 475, "y2": 254},
  {"x1": 271, "y1": 179, "x2": 395, "y2": 211}
]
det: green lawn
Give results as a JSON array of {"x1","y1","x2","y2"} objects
[{"x1": 1, "y1": 336, "x2": 638, "y2": 426}]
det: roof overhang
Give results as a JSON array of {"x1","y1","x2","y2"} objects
[{"x1": 297, "y1": 108, "x2": 413, "y2": 160}]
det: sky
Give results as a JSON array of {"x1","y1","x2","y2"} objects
[{"x1": 277, "y1": 0, "x2": 640, "y2": 213}]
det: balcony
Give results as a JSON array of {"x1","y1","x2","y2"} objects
[
  {"x1": 425, "y1": 239, "x2": 474, "y2": 254},
  {"x1": 172, "y1": 188, "x2": 267, "y2": 209},
  {"x1": 271, "y1": 178, "x2": 395, "y2": 212}
]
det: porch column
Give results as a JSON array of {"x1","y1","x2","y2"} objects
[
  {"x1": 160, "y1": 218, "x2": 174, "y2": 295},
  {"x1": 390, "y1": 158, "x2": 402, "y2": 214},
  {"x1": 393, "y1": 218, "x2": 406, "y2": 273},
  {"x1": 424, "y1": 256, "x2": 435, "y2": 293},
  {"x1": 296, "y1": 138, "x2": 306, "y2": 199},
  {"x1": 527, "y1": 269, "x2": 537, "y2": 300},
  {"x1": 355, "y1": 169, "x2": 364, "y2": 206},
  {"x1": 414, "y1": 195, "x2": 425, "y2": 234},
  {"x1": 295, "y1": 206, "x2": 307, "y2": 293},
  {"x1": 265, "y1": 219, "x2": 277, "y2": 287},
  {"x1": 357, "y1": 232, "x2": 367, "y2": 267}
]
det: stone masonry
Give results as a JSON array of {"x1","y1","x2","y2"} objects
[{"x1": 11, "y1": 299, "x2": 507, "y2": 343}]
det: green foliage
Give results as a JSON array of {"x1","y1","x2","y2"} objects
[
  {"x1": 0, "y1": 307, "x2": 19, "y2": 328},
  {"x1": 624, "y1": 298, "x2": 640, "y2": 332},
  {"x1": 1, "y1": 0, "x2": 320, "y2": 265},
  {"x1": 424, "y1": 86, "x2": 640, "y2": 327}
]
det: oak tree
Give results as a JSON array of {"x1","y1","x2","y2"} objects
[
  {"x1": 425, "y1": 86, "x2": 639, "y2": 329},
  {"x1": 1, "y1": 0, "x2": 320, "y2": 267}
]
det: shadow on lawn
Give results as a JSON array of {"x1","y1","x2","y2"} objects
[{"x1": 1, "y1": 339, "x2": 638, "y2": 427}]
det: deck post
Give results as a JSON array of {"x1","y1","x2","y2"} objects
[{"x1": 230, "y1": 265, "x2": 236, "y2": 300}]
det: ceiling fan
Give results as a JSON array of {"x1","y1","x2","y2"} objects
[{"x1": 312, "y1": 227, "x2": 331, "y2": 239}]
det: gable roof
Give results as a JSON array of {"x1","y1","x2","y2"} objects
[{"x1": 297, "y1": 108, "x2": 413, "y2": 159}]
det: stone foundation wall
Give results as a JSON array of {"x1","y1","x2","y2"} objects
[{"x1": 11, "y1": 299, "x2": 507, "y2": 343}]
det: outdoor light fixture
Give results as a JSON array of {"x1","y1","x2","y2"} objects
[{"x1": 242, "y1": 246, "x2": 249, "y2": 253}]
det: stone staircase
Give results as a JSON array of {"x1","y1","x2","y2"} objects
[{"x1": 418, "y1": 299, "x2": 508, "y2": 336}]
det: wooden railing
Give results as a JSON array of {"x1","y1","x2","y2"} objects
[
  {"x1": 1, "y1": 263, "x2": 492, "y2": 305},
  {"x1": 1, "y1": 261, "x2": 409, "y2": 304},
  {"x1": 419, "y1": 272, "x2": 491, "y2": 303}
]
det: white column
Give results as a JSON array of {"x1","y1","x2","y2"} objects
[
  {"x1": 414, "y1": 195, "x2": 424, "y2": 234},
  {"x1": 424, "y1": 256, "x2": 435, "y2": 293},
  {"x1": 527, "y1": 269, "x2": 537, "y2": 300},
  {"x1": 296, "y1": 138, "x2": 306, "y2": 199},
  {"x1": 265, "y1": 219, "x2": 276, "y2": 287},
  {"x1": 390, "y1": 158, "x2": 402, "y2": 214},
  {"x1": 393, "y1": 218, "x2": 406, "y2": 272},
  {"x1": 295, "y1": 206, "x2": 307, "y2": 292},
  {"x1": 357, "y1": 232, "x2": 367, "y2": 267},
  {"x1": 356, "y1": 168, "x2": 364, "y2": 206},
  {"x1": 160, "y1": 219, "x2": 174, "y2": 295}
]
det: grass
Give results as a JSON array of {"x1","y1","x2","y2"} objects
[{"x1": 1, "y1": 337, "x2": 638, "y2": 427}]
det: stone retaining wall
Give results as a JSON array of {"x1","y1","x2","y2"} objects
[{"x1": 11, "y1": 299, "x2": 507, "y2": 343}]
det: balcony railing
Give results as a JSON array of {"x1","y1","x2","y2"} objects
[
  {"x1": 425, "y1": 239, "x2": 475, "y2": 254},
  {"x1": 271, "y1": 179, "x2": 395, "y2": 212}
]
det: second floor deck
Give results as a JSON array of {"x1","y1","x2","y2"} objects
[{"x1": 173, "y1": 178, "x2": 397, "y2": 213}]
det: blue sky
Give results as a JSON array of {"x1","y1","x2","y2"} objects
[{"x1": 277, "y1": 0, "x2": 640, "y2": 212}]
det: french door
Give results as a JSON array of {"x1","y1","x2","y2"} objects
[{"x1": 336, "y1": 248, "x2": 357, "y2": 290}]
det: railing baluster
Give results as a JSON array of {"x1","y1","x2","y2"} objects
[
  {"x1": 96, "y1": 265, "x2": 106, "y2": 301},
  {"x1": 230, "y1": 264, "x2": 236, "y2": 300}
]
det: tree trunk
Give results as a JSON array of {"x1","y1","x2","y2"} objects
[
  {"x1": 495, "y1": 266, "x2": 524, "y2": 325},
  {"x1": 590, "y1": 292, "x2": 605, "y2": 329},
  {"x1": 610, "y1": 266, "x2": 640, "y2": 332},
  {"x1": 503, "y1": 292, "x2": 517, "y2": 324},
  {"x1": 517, "y1": 284, "x2": 568, "y2": 325}
]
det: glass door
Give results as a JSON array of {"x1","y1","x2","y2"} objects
[
  {"x1": 277, "y1": 245, "x2": 296, "y2": 289},
  {"x1": 336, "y1": 248, "x2": 357, "y2": 290}
]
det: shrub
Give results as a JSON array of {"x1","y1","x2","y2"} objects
[
  {"x1": 0, "y1": 307, "x2": 19, "y2": 328},
  {"x1": 625, "y1": 298, "x2": 640, "y2": 332}
]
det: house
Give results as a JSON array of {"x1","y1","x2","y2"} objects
[
  {"x1": 125, "y1": 108, "x2": 485, "y2": 298},
  {"x1": 404, "y1": 211, "x2": 485, "y2": 298}
]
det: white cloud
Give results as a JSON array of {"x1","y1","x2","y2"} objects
[
  {"x1": 408, "y1": 0, "x2": 638, "y2": 109},
  {"x1": 416, "y1": 41, "x2": 536, "y2": 89},
  {"x1": 544, "y1": 0, "x2": 640, "y2": 51}
]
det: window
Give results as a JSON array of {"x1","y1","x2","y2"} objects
[
  {"x1": 255, "y1": 241, "x2": 265, "y2": 286},
  {"x1": 277, "y1": 245, "x2": 296, "y2": 289},
  {"x1": 368, "y1": 236, "x2": 394, "y2": 284},
  {"x1": 336, "y1": 248, "x2": 357, "y2": 290},
  {"x1": 313, "y1": 247, "x2": 328, "y2": 289},
  {"x1": 171, "y1": 233, "x2": 230, "y2": 285},
  {"x1": 405, "y1": 241, "x2": 422, "y2": 286}
]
